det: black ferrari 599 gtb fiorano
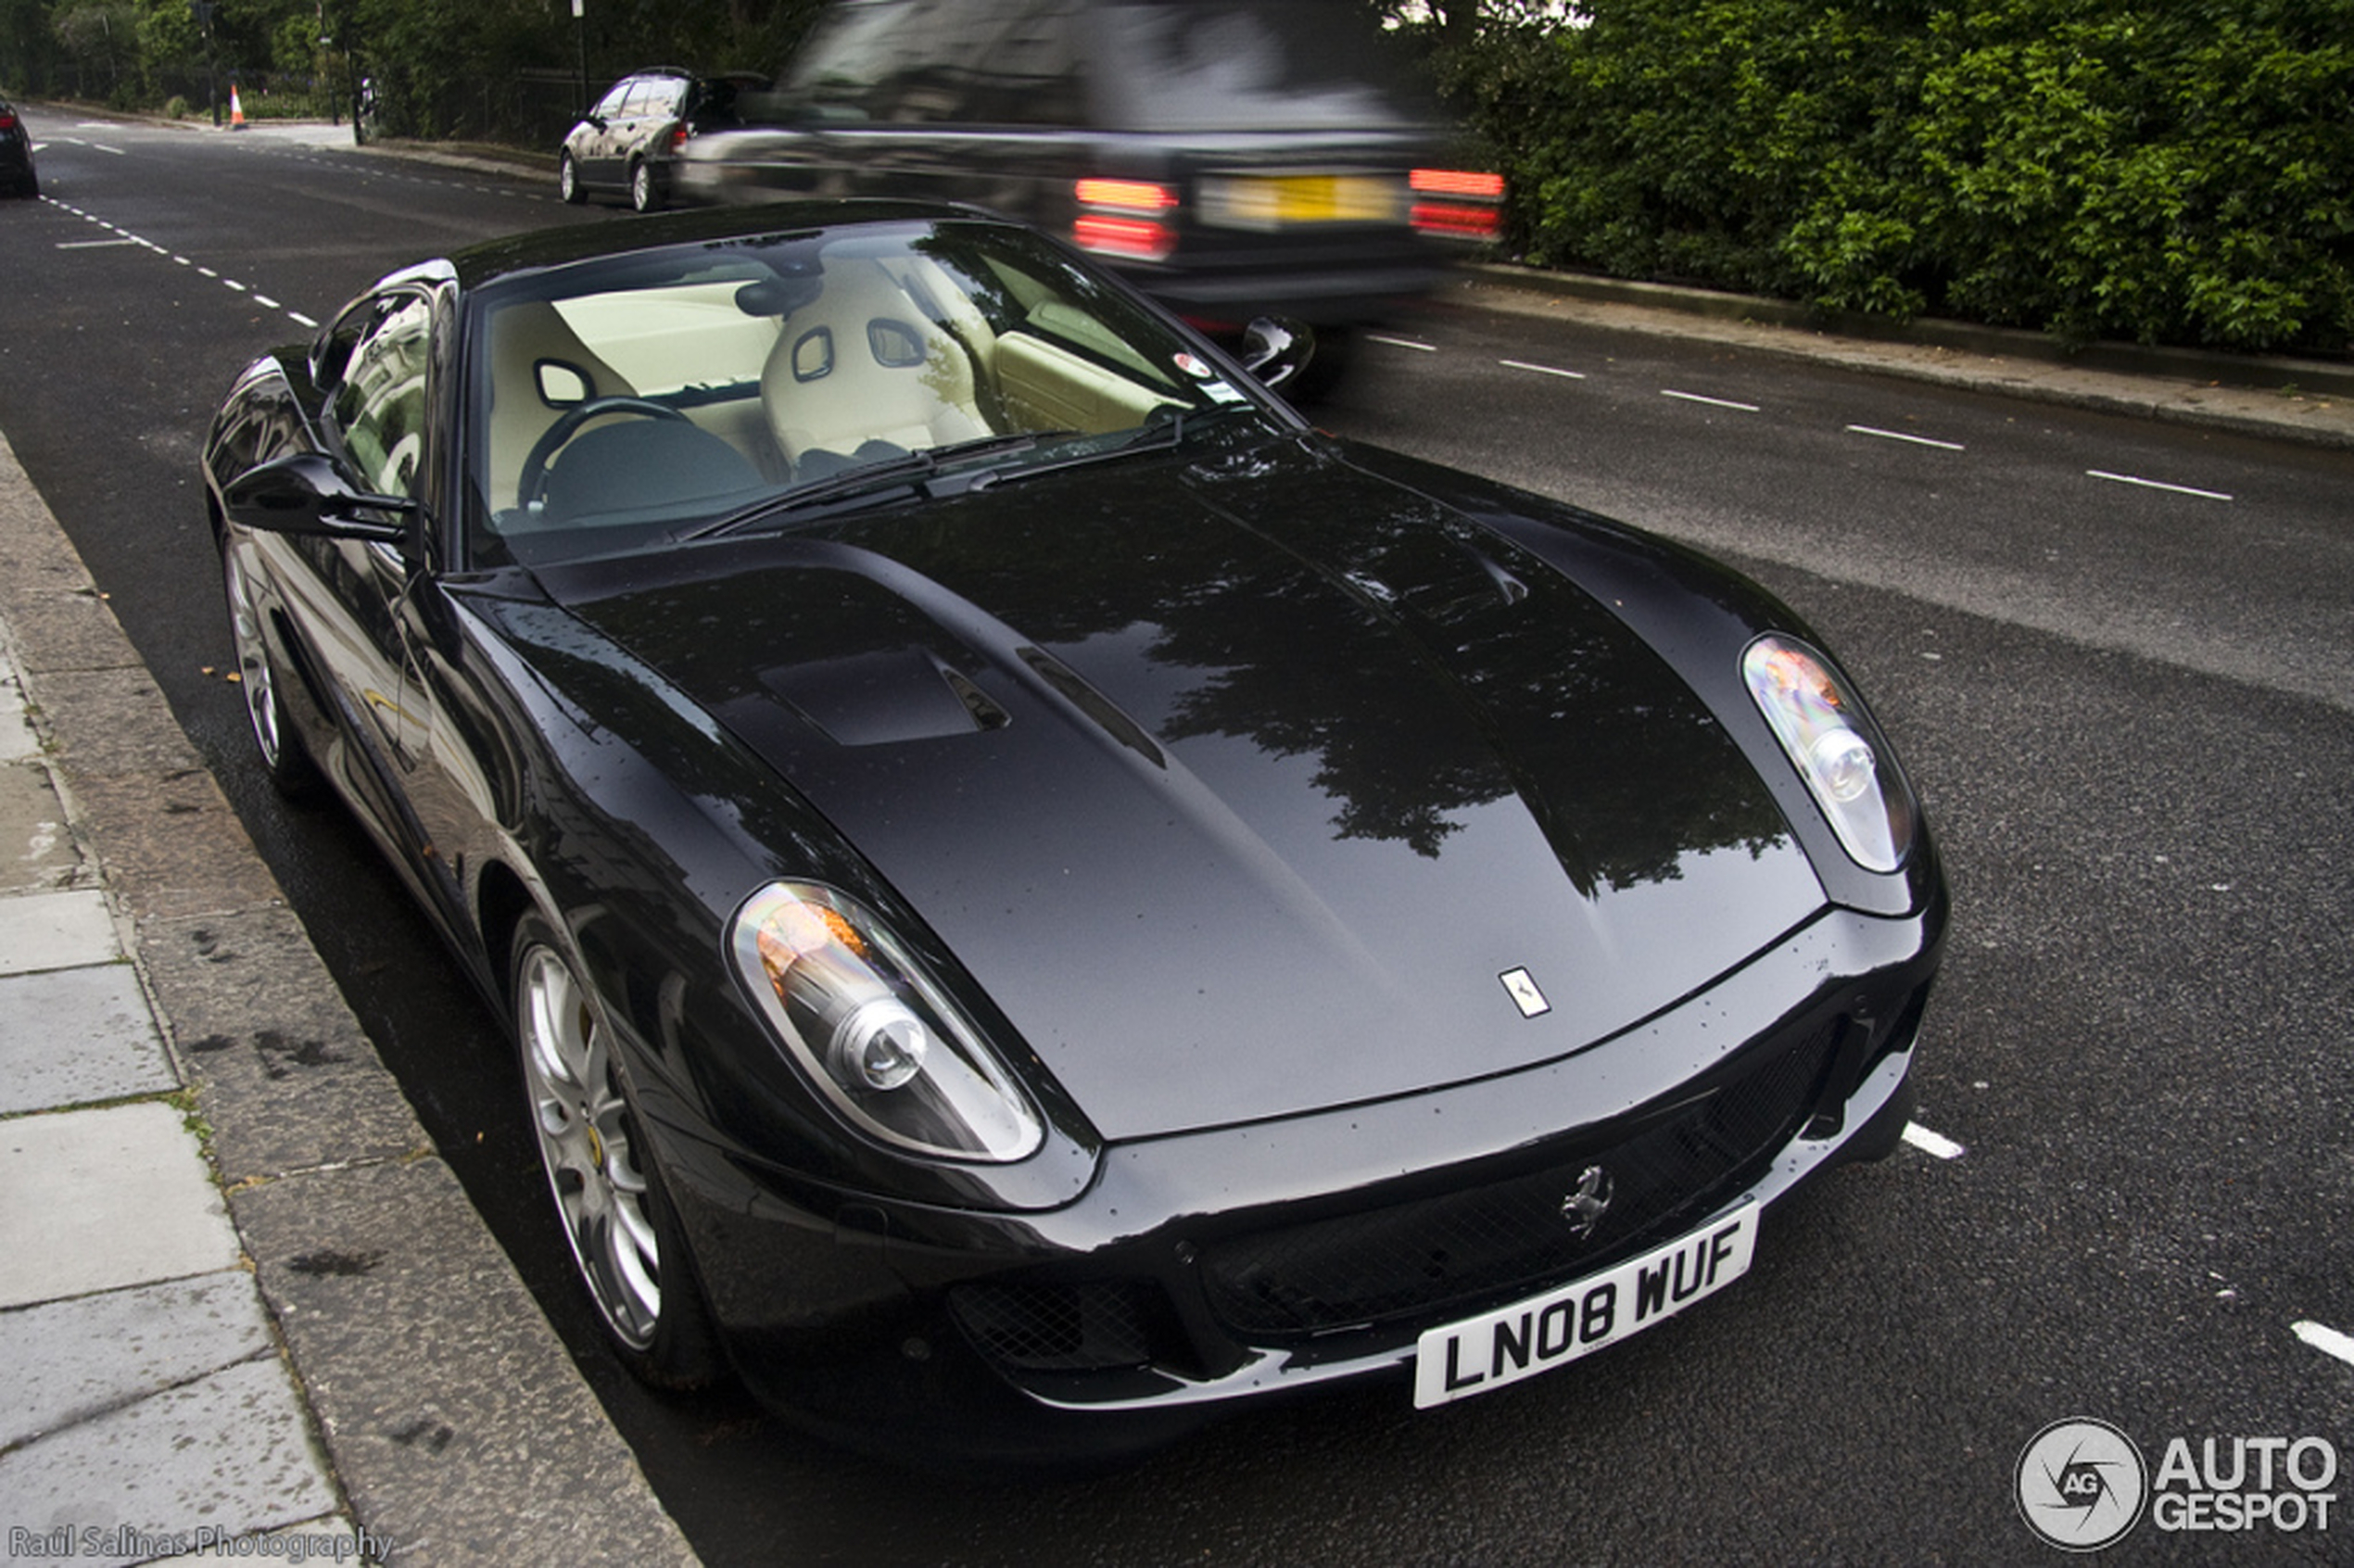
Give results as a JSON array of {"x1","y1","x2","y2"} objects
[{"x1": 203, "y1": 199, "x2": 1945, "y2": 1462}]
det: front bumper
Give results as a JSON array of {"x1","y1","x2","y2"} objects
[{"x1": 655, "y1": 893, "x2": 1943, "y2": 1457}]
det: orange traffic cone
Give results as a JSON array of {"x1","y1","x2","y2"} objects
[{"x1": 229, "y1": 84, "x2": 247, "y2": 131}]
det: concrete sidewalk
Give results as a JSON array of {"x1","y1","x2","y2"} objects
[{"x1": 0, "y1": 431, "x2": 697, "y2": 1566}]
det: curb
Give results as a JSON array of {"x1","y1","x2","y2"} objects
[{"x1": 0, "y1": 430, "x2": 698, "y2": 1566}]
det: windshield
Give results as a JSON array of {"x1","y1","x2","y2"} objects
[{"x1": 465, "y1": 219, "x2": 1285, "y2": 565}]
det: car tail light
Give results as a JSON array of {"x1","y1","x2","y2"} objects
[
  {"x1": 669, "y1": 125, "x2": 689, "y2": 153},
  {"x1": 0, "y1": 114, "x2": 18, "y2": 132},
  {"x1": 1076, "y1": 178, "x2": 1177, "y2": 212},
  {"x1": 1411, "y1": 169, "x2": 1504, "y2": 240},
  {"x1": 1074, "y1": 179, "x2": 1177, "y2": 262}
]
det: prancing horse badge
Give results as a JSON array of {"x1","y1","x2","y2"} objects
[{"x1": 1500, "y1": 967, "x2": 1550, "y2": 1018}]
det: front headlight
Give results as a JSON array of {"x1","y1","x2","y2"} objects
[
  {"x1": 728, "y1": 882, "x2": 1044, "y2": 1163},
  {"x1": 1742, "y1": 635, "x2": 1916, "y2": 874}
]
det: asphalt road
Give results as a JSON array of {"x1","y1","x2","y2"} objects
[{"x1": 5, "y1": 115, "x2": 2352, "y2": 1566}]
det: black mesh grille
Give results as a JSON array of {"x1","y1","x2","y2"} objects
[
  {"x1": 949, "y1": 1279, "x2": 1159, "y2": 1372},
  {"x1": 1197, "y1": 1021, "x2": 1839, "y2": 1340}
]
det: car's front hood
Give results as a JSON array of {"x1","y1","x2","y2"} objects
[{"x1": 542, "y1": 444, "x2": 1825, "y2": 1141}]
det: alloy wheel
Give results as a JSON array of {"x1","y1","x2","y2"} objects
[{"x1": 517, "y1": 939, "x2": 664, "y2": 1349}]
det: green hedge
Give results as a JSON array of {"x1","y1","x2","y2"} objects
[{"x1": 1445, "y1": 0, "x2": 2354, "y2": 353}]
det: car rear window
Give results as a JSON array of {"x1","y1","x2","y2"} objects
[
  {"x1": 1092, "y1": 2, "x2": 1434, "y2": 133},
  {"x1": 782, "y1": 0, "x2": 1087, "y2": 126}
]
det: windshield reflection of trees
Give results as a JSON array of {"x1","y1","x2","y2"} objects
[{"x1": 854, "y1": 457, "x2": 1788, "y2": 890}]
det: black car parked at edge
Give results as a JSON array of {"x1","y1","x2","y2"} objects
[
  {"x1": 679, "y1": 0, "x2": 1502, "y2": 368},
  {"x1": 559, "y1": 67, "x2": 767, "y2": 212},
  {"x1": 1, "y1": 95, "x2": 38, "y2": 198},
  {"x1": 202, "y1": 200, "x2": 1944, "y2": 1464}
]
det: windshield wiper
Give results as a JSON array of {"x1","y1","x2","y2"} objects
[{"x1": 686, "y1": 431, "x2": 1066, "y2": 540}]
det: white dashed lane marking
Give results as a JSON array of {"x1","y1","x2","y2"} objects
[
  {"x1": 2294, "y1": 1321, "x2": 2354, "y2": 1369},
  {"x1": 39, "y1": 200, "x2": 321, "y2": 333},
  {"x1": 1661, "y1": 388, "x2": 1761, "y2": 413},
  {"x1": 1901, "y1": 1123, "x2": 1967, "y2": 1160},
  {"x1": 1849, "y1": 424, "x2": 1967, "y2": 452},
  {"x1": 1500, "y1": 358, "x2": 1588, "y2": 381},
  {"x1": 2087, "y1": 469, "x2": 2234, "y2": 502},
  {"x1": 1370, "y1": 334, "x2": 2245, "y2": 502}
]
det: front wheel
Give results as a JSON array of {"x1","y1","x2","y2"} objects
[
  {"x1": 557, "y1": 152, "x2": 585, "y2": 206},
  {"x1": 220, "y1": 536, "x2": 318, "y2": 798},
  {"x1": 512, "y1": 912, "x2": 720, "y2": 1388}
]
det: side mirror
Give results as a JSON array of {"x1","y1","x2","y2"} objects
[
  {"x1": 223, "y1": 452, "x2": 417, "y2": 545},
  {"x1": 1241, "y1": 317, "x2": 1315, "y2": 393},
  {"x1": 586, "y1": 112, "x2": 608, "y2": 131}
]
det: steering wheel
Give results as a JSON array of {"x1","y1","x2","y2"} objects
[{"x1": 518, "y1": 397, "x2": 691, "y2": 511}]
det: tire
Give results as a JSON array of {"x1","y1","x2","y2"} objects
[
  {"x1": 558, "y1": 152, "x2": 585, "y2": 206},
  {"x1": 220, "y1": 536, "x2": 319, "y2": 799},
  {"x1": 512, "y1": 911, "x2": 720, "y2": 1388},
  {"x1": 629, "y1": 158, "x2": 662, "y2": 214}
]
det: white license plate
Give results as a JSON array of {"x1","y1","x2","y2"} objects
[{"x1": 1412, "y1": 1201, "x2": 1759, "y2": 1408}]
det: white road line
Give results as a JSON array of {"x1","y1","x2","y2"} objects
[
  {"x1": 2294, "y1": 1321, "x2": 2354, "y2": 1368},
  {"x1": 1367, "y1": 334, "x2": 1437, "y2": 352},
  {"x1": 93, "y1": 144, "x2": 125, "y2": 156},
  {"x1": 1500, "y1": 358, "x2": 1588, "y2": 381},
  {"x1": 1902, "y1": 1122, "x2": 1967, "y2": 1160},
  {"x1": 51, "y1": 206, "x2": 319, "y2": 334},
  {"x1": 2087, "y1": 469, "x2": 2234, "y2": 501},
  {"x1": 1662, "y1": 388, "x2": 1761, "y2": 412},
  {"x1": 1849, "y1": 424, "x2": 1966, "y2": 451}
]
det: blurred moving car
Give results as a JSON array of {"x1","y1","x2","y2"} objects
[
  {"x1": 1, "y1": 95, "x2": 38, "y2": 199},
  {"x1": 559, "y1": 67, "x2": 767, "y2": 212},
  {"x1": 680, "y1": 0, "x2": 1501, "y2": 360},
  {"x1": 201, "y1": 199, "x2": 1941, "y2": 1463}
]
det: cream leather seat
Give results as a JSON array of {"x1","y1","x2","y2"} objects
[
  {"x1": 483, "y1": 302, "x2": 637, "y2": 512},
  {"x1": 760, "y1": 260, "x2": 990, "y2": 474}
]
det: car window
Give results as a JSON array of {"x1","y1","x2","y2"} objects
[
  {"x1": 592, "y1": 82, "x2": 631, "y2": 119},
  {"x1": 465, "y1": 221, "x2": 1280, "y2": 564},
  {"x1": 784, "y1": 0, "x2": 1085, "y2": 125},
  {"x1": 1091, "y1": 1, "x2": 1431, "y2": 132},
  {"x1": 332, "y1": 294, "x2": 434, "y2": 500}
]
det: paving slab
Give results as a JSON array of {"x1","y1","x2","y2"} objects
[
  {"x1": 0, "y1": 1102, "x2": 241, "y2": 1309},
  {"x1": 0, "y1": 886, "x2": 117, "y2": 977},
  {"x1": 0, "y1": 754, "x2": 79, "y2": 893},
  {"x1": 0, "y1": 963, "x2": 171, "y2": 1116},
  {"x1": 0, "y1": 667, "x2": 38, "y2": 762},
  {"x1": 0, "y1": 1358, "x2": 338, "y2": 1566},
  {"x1": 0, "y1": 1270, "x2": 274, "y2": 1449}
]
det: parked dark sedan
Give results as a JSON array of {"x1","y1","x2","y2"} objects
[
  {"x1": 559, "y1": 67, "x2": 766, "y2": 212},
  {"x1": 1, "y1": 95, "x2": 38, "y2": 199},
  {"x1": 680, "y1": 0, "x2": 1501, "y2": 363},
  {"x1": 203, "y1": 201, "x2": 1943, "y2": 1461}
]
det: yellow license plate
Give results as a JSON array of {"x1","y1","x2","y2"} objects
[{"x1": 1201, "y1": 174, "x2": 1403, "y2": 231}]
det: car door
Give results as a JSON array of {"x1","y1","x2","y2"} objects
[
  {"x1": 269, "y1": 288, "x2": 441, "y2": 871},
  {"x1": 584, "y1": 79, "x2": 635, "y2": 186}
]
